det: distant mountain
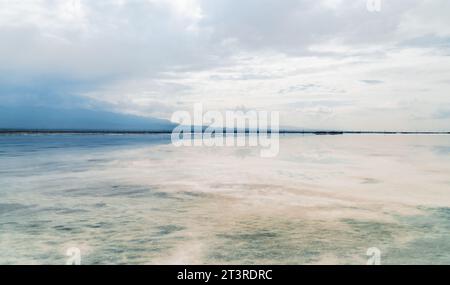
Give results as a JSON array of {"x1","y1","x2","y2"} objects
[{"x1": 0, "y1": 106, "x2": 176, "y2": 131}]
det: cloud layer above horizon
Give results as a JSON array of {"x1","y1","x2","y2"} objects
[{"x1": 1, "y1": 0, "x2": 450, "y2": 131}]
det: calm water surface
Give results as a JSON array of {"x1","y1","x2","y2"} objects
[{"x1": 0, "y1": 134, "x2": 449, "y2": 264}]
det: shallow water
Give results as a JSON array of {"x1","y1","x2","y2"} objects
[{"x1": 0, "y1": 134, "x2": 449, "y2": 264}]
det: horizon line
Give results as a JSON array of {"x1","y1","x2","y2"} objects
[{"x1": 1, "y1": 129, "x2": 449, "y2": 135}]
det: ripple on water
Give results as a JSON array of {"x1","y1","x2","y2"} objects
[
  {"x1": 0, "y1": 203, "x2": 30, "y2": 215},
  {"x1": 57, "y1": 184, "x2": 173, "y2": 199},
  {"x1": 382, "y1": 207, "x2": 450, "y2": 264},
  {"x1": 157, "y1": 225, "x2": 186, "y2": 236}
]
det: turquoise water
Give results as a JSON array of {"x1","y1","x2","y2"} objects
[{"x1": 0, "y1": 134, "x2": 449, "y2": 264}]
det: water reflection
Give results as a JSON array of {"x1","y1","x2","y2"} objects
[{"x1": 0, "y1": 134, "x2": 449, "y2": 264}]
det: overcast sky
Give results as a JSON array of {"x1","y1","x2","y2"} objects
[{"x1": 1, "y1": 0, "x2": 450, "y2": 131}]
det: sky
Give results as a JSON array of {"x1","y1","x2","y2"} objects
[{"x1": 1, "y1": 0, "x2": 450, "y2": 131}]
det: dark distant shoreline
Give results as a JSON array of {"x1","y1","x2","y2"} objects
[
  {"x1": 0, "y1": 129, "x2": 449, "y2": 135},
  {"x1": 0, "y1": 129, "x2": 173, "y2": 135}
]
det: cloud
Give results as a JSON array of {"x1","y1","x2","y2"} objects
[
  {"x1": 0, "y1": 0, "x2": 212, "y2": 79},
  {"x1": 0, "y1": 0, "x2": 449, "y2": 130},
  {"x1": 278, "y1": 84, "x2": 321, "y2": 94},
  {"x1": 432, "y1": 109, "x2": 450, "y2": 120},
  {"x1": 199, "y1": 0, "x2": 420, "y2": 54},
  {"x1": 360, "y1": 80, "x2": 384, "y2": 85}
]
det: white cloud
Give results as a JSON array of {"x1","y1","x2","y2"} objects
[{"x1": 0, "y1": 0, "x2": 449, "y2": 130}]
